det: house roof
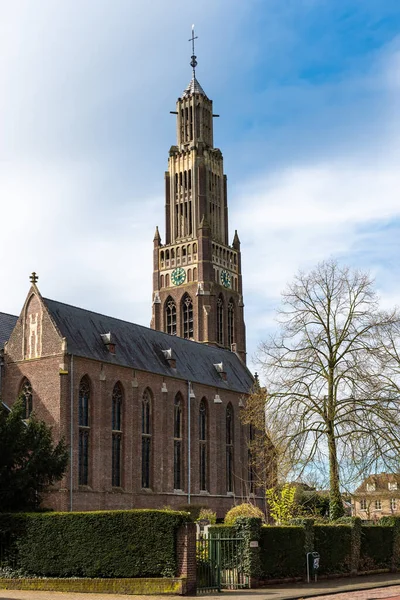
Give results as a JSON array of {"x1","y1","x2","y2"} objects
[
  {"x1": 0, "y1": 312, "x2": 18, "y2": 350},
  {"x1": 44, "y1": 298, "x2": 254, "y2": 394},
  {"x1": 354, "y1": 473, "x2": 400, "y2": 495}
]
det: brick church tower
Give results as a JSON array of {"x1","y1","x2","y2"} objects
[{"x1": 151, "y1": 30, "x2": 246, "y2": 363}]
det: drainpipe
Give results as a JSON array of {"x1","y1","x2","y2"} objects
[{"x1": 70, "y1": 355, "x2": 74, "y2": 512}]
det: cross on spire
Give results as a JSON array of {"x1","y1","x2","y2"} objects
[
  {"x1": 30, "y1": 272, "x2": 39, "y2": 284},
  {"x1": 189, "y1": 24, "x2": 198, "y2": 77}
]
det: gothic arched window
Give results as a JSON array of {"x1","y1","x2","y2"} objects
[
  {"x1": 226, "y1": 403, "x2": 234, "y2": 493},
  {"x1": 217, "y1": 295, "x2": 224, "y2": 345},
  {"x1": 174, "y1": 393, "x2": 183, "y2": 490},
  {"x1": 112, "y1": 382, "x2": 123, "y2": 487},
  {"x1": 142, "y1": 388, "x2": 152, "y2": 489},
  {"x1": 199, "y1": 399, "x2": 208, "y2": 491},
  {"x1": 19, "y1": 378, "x2": 33, "y2": 419},
  {"x1": 78, "y1": 376, "x2": 91, "y2": 486},
  {"x1": 182, "y1": 294, "x2": 193, "y2": 339},
  {"x1": 228, "y1": 299, "x2": 235, "y2": 347},
  {"x1": 165, "y1": 297, "x2": 177, "y2": 335}
]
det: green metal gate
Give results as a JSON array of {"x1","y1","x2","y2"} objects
[{"x1": 196, "y1": 532, "x2": 250, "y2": 593}]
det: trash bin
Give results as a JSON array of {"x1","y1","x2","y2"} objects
[{"x1": 306, "y1": 551, "x2": 320, "y2": 582}]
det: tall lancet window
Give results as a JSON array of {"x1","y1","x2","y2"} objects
[
  {"x1": 228, "y1": 300, "x2": 235, "y2": 347},
  {"x1": 182, "y1": 294, "x2": 193, "y2": 339},
  {"x1": 199, "y1": 399, "x2": 208, "y2": 491},
  {"x1": 165, "y1": 297, "x2": 177, "y2": 335},
  {"x1": 226, "y1": 403, "x2": 234, "y2": 493},
  {"x1": 142, "y1": 388, "x2": 152, "y2": 489},
  {"x1": 19, "y1": 378, "x2": 33, "y2": 419},
  {"x1": 217, "y1": 295, "x2": 224, "y2": 345},
  {"x1": 78, "y1": 376, "x2": 90, "y2": 486},
  {"x1": 112, "y1": 382, "x2": 123, "y2": 487},
  {"x1": 174, "y1": 394, "x2": 183, "y2": 490}
]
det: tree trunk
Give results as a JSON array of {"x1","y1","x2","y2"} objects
[{"x1": 328, "y1": 431, "x2": 344, "y2": 519}]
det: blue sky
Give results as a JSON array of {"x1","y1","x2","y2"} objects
[{"x1": 1, "y1": 0, "x2": 400, "y2": 373}]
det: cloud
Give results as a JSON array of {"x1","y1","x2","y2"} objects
[{"x1": 1, "y1": 1, "x2": 400, "y2": 377}]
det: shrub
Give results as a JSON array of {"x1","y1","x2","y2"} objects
[
  {"x1": 260, "y1": 526, "x2": 305, "y2": 578},
  {"x1": 224, "y1": 503, "x2": 265, "y2": 526},
  {"x1": 197, "y1": 508, "x2": 217, "y2": 524},
  {"x1": 0, "y1": 510, "x2": 189, "y2": 578},
  {"x1": 314, "y1": 524, "x2": 352, "y2": 574},
  {"x1": 177, "y1": 504, "x2": 203, "y2": 521},
  {"x1": 360, "y1": 525, "x2": 393, "y2": 570}
]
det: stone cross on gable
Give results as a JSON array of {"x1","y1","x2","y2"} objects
[{"x1": 30, "y1": 272, "x2": 39, "y2": 284}]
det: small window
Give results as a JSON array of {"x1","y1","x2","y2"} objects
[
  {"x1": 389, "y1": 482, "x2": 398, "y2": 491},
  {"x1": 391, "y1": 498, "x2": 397, "y2": 511},
  {"x1": 375, "y1": 499, "x2": 382, "y2": 510},
  {"x1": 20, "y1": 378, "x2": 33, "y2": 419},
  {"x1": 360, "y1": 499, "x2": 367, "y2": 510},
  {"x1": 366, "y1": 483, "x2": 376, "y2": 492}
]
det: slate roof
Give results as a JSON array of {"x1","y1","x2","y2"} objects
[
  {"x1": 182, "y1": 76, "x2": 208, "y2": 98},
  {"x1": 44, "y1": 298, "x2": 253, "y2": 394},
  {"x1": 0, "y1": 312, "x2": 18, "y2": 350}
]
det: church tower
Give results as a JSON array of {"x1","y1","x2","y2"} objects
[{"x1": 151, "y1": 28, "x2": 246, "y2": 363}]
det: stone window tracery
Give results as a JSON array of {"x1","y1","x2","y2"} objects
[
  {"x1": 112, "y1": 382, "x2": 123, "y2": 487},
  {"x1": 217, "y1": 295, "x2": 224, "y2": 345},
  {"x1": 174, "y1": 394, "x2": 183, "y2": 490},
  {"x1": 226, "y1": 403, "x2": 234, "y2": 493},
  {"x1": 20, "y1": 378, "x2": 33, "y2": 419},
  {"x1": 165, "y1": 297, "x2": 177, "y2": 335},
  {"x1": 142, "y1": 388, "x2": 152, "y2": 489},
  {"x1": 199, "y1": 399, "x2": 208, "y2": 491},
  {"x1": 78, "y1": 376, "x2": 90, "y2": 486},
  {"x1": 182, "y1": 294, "x2": 193, "y2": 339},
  {"x1": 228, "y1": 300, "x2": 235, "y2": 347}
]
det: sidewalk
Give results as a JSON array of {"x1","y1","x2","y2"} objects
[{"x1": 1, "y1": 573, "x2": 400, "y2": 600}]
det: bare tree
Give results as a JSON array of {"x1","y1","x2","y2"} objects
[{"x1": 258, "y1": 260, "x2": 400, "y2": 519}]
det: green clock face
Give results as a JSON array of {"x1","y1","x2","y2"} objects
[
  {"x1": 220, "y1": 269, "x2": 231, "y2": 288},
  {"x1": 171, "y1": 267, "x2": 186, "y2": 286}
]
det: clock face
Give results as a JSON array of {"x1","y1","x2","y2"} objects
[
  {"x1": 220, "y1": 269, "x2": 231, "y2": 288},
  {"x1": 171, "y1": 267, "x2": 186, "y2": 286}
]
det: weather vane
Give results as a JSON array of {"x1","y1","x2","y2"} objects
[{"x1": 189, "y1": 24, "x2": 198, "y2": 77}]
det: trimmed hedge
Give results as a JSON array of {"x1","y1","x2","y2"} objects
[
  {"x1": 360, "y1": 525, "x2": 393, "y2": 570},
  {"x1": 0, "y1": 510, "x2": 189, "y2": 578},
  {"x1": 314, "y1": 525, "x2": 352, "y2": 574},
  {"x1": 260, "y1": 526, "x2": 305, "y2": 578}
]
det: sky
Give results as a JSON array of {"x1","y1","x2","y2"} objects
[{"x1": 1, "y1": 0, "x2": 400, "y2": 373}]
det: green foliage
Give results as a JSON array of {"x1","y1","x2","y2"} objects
[
  {"x1": 224, "y1": 503, "x2": 264, "y2": 526},
  {"x1": 360, "y1": 525, "x2": 393, "y2": 570},
  {"x1": 177, "y1": 504, "x2": 203, "y2": 521},
  {"x1": 298, "y1": 490, "x2": 330, "y2": 518},
  {"x1": 266, "y1": 484, "x2": 299, "y2": 525},
  {"x1": 0, "y1": 400, "x2": 68, "y2": 511},
  {"x1": 197, "y1": 508, "x2": 217, "y2": 524},
  {"x1": 0, "y1": 510, "x2": 189, "y2": 578},
  {"x1": 314, "y1": 525, "x2": 352, "y2": 574},
  {"x1": 260, "y1": 526, "x2": 305, "y2": 578}
]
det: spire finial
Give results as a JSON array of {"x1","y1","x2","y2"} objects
[
  {"x1": 30, "y1": 272, "x2": 38, "y2": 284},
  {"x1": 189, "y1": 24, "x2": 198, "y2": 77}
]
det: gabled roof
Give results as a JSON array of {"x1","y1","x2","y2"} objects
[
  {"x1": 354, "y1": 472, "x2": 400, "y2": 494},
  {"x1": 182, "y1": 76, "x2": 208, "y2": 99},
  {"x1": 44, "y1": 298, "x2": 253, "y2": 394},
  {"x1": 0, "y1": 312, "x2": 18, "y2": 350}
]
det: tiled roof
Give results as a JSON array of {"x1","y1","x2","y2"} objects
[
  {"x1": 0, "y1": 312, "x2": 18, "y2": 350},
  {"x1": 354, "y1": 472, "x2": 400, "y2": 494},
  {"x1": 182, "y1": 76, "x2": 208, "y2": 98},
  {"x1": 44, "y1": 298, "x2": 253, "y2": 394}
]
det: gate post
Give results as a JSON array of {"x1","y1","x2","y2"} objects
[
  {"x1": 177, "y1": 522, "x2": 197, "y2": 595},
  {"x1": 235, "y1": 517, "x2": 262, "y2": 588}
]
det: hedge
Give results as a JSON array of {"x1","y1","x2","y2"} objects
[
  {"x1": 260, "y1": 526, "x2": 305, "y2": 578},
  {"x1": 314, "y1": 525, "x2": 352, "y2": 574},
  {"x1": 360, "y1": 525, "x2": 393, "y2": 570},
  {"x1": 0, "y1": 510, "x2": 189, "y2": 578}
]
